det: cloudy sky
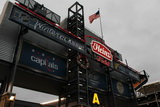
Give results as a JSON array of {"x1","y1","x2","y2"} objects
[{"x1": 1, "y1": 0, "x2": 160, "y2": 103}]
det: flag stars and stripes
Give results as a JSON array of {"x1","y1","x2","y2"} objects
[{"x1": 89, "y1": 10, "x2": 100, "y2": 23}]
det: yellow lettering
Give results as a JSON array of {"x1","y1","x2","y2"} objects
[{"x1": 92, "y1": 93, "x2": 100, "y2": 105}]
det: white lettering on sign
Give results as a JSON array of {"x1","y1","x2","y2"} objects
[
  {"x1": 91, "y1": 40, "x2": 113, "y2": 61},
  {"x1": 32, "y1": 19, "x2": 85, "y2": 51},
  {"x1": 31, "y1": 56, "x2": 58, "y2": 70}
]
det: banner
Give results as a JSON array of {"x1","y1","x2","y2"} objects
[
  {"x1": 112, "y1": 78, "x2": 132, "y2": 98},
  {"x1": 88, "y1": 70, "x2": 107, "y2": 90},
  {"x1": 114, "y1": 62, "x2": 140, "y2": 81},
  {"x1": 10, "y1": 6, "x2": 86, "y2": 54},
  {"x1": 19, "y1": 41, "x2": 67, "y2": 79}
]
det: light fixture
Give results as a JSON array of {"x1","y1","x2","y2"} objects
[
  {"x1": 1, "y1": 92, "x2": 16, "y2": 102},
  {"x1": 41, "y1": 98, "x2": 65, "y2": 105},
  {"x1": 9, "y1": 95, "x2": 15, "y2": 101}
]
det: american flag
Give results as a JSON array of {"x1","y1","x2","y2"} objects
[{"x1": 89, "y1": 11, "x2": 100, "y2": 23}]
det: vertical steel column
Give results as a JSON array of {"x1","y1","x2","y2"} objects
[
  {"x1": 6, "y1": 26, "x2": 27, "y2": 93},
  {"x1": 108, "y1": 72, "x2": 116, "y2": 107},
  {"x1": 154, "y1": 84, "x2": 160, "y2": 107},
  {"x1": 0, "y1": 26, "x2": 27, "y2": 107},
  {"x1": 66, "y1": 2, "x2": 87, "y2": 107},
  {"x1": 129, "y1": 79, "x2": 138, "y2": 107}
]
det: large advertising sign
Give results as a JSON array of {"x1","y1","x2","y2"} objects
[
  {"x1": 9, "y1": 6, "x2": 86, "y2": 54},
  {"x1": 19, "y1": 41, "x2": 67, "y2": 79},
  {"x1": 90, "y1": 40, "x2": 112, "y2": 67},
  {"x1": 91, "y1": 40, "x2": 113, "y2": 61},
  {"x1": 88, "y1": 70, "x2": 107, "y2": 90},
  {"x1": 112, "y1": 78, "x2": 132, "y2": 98}
]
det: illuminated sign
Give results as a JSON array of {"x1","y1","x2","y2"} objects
[
  {"x1": 19, "y1": 41, "x2": 67, "y2": 79},
  {"x1": 91, "y1": 40, "x2": 112, "y2": 61},
  {"x1": 89, "y1": 91, "x2": 109, "y2": 106},
  {"x1": 92, "y1": 93, "x2": 100, "y2": 105},
  {"x1": 9, "y1": 6, "x2": 86, "y2": 54}
]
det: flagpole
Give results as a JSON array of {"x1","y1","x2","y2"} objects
[{"x1": 98, "y1": 8, "x2": 104, "y2": 39}]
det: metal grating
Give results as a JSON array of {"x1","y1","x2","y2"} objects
[
  {"x1": 0, "y1": 1, "x2": 20, "y2": 63},
  {"x1": 15, "y1": 0, "x2": 61, "y2": 24}
]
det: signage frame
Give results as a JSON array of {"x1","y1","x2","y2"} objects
[
  {"x1": 18, "y1": 40, "x2": 68, "y2": 80},
  {"x1": 114, "y1": 61, "x2": 140, "y2": 81},
  {"x1": 91, "y1": 40, "x2": 113, "y2": 62},
  {"x1": 88, "y1": 68, "x2": 108, "y2": 91},
  {"x1": 111, "y1": 78, "x2": 132, "y2": 99},
  {"x1": 9, "y1": 5, "x2": 86, "y2": 54}
]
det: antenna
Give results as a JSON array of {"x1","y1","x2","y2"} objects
[{"x1": 125, "y1": 59, "x2": 128, "y2": 66}]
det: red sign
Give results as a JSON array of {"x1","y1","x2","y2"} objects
[
  {"x1": 91, "y1": 40, "x2": 113, "y2": 61},
  {"x1": 96, "y1": 56, "x2": 110, "y2": 66}
]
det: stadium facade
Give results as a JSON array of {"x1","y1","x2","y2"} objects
[{"x1": 0, "y1": 0, "x2": 148, "y2": 107}]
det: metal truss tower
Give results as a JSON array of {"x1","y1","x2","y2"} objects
[
  {"x1": 60, "y1": 2, "x2": 88, "y2": 106},
  {"x1": 67, "y1": 2, "x2": 85, "y2": 40}
]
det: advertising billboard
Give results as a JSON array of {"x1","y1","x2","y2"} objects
[
  {"x1": 111, "y1": 78, "x2": 132, "y2": 98},
  {"x1": 19, "y1": 41, "x2": 67, "y2": 79},
  {"x1": 88, "y1": 70, "x2": 107, "y2": 91},
  {"x1": 9, "y1": 6, "x2": 86, "y2": 54},
  {"x1": 91, "y1": 40, "x2": 112, "y2": 62}
]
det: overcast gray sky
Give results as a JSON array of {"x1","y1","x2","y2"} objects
[{"x1": 1, "y1": 0, "x2": 160, "y2": 104}]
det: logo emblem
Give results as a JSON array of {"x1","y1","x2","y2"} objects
[
  {"x1": 19, "y1": 12, "x2": 30, "y2": 24},
  {"x1": 117, "y1": 81, "x2": 124, "y2": 94},
  {"x1": 91, "y1": 40, "x2": 112, "y2": 61},
  {"x1": 89, "y1": 71, "x2": 100, "y2": 87}
]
